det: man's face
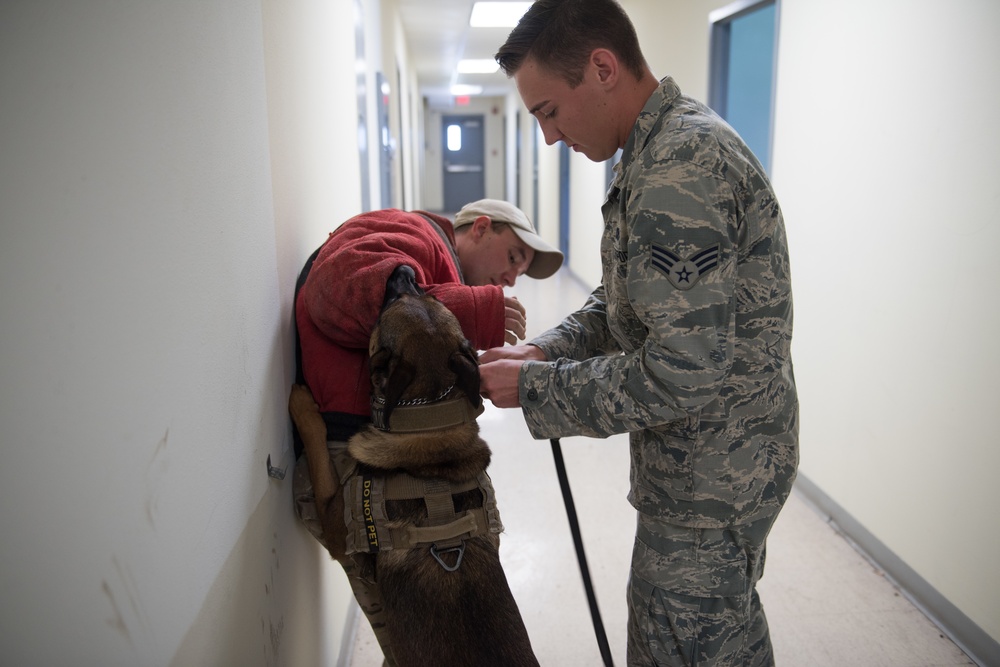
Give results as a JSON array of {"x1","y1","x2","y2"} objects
[
  {"x1": 460, "y1": 219, "x2": 535, "y2": 288},
  {"x1": 515, "y1": 56, "x2": 620, "y2": 162}
]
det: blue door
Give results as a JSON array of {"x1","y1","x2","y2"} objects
[
  {"x1": 709, "y1": 0, "x2": 777, "y2": 173},
  {"x1": 442, "y1": 115, "x2": 485, "y2": 212}
]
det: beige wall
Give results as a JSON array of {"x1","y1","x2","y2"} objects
[
  {"x1": 378, "y1": 0, "x2": 425, "y2": 212},
  {"x1": 625, "y1": 0, "x2": 722, "y2": 100},
  {"x1": 4, "y1": 0, "x2": 997, "y2": 663},
  {"x1": 773, "y1": 0, "x2": 1000, "y2": 644},
  {"x1": 532, "y1": 0, "x2": 1000, "y2": 650},
  {"x1": 0, "y1": 0, "x2": 363, "y2": 663}
]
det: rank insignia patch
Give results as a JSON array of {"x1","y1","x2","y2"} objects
[{"x1": 651, "y1": 243, "x2": 720, "y2": 290}]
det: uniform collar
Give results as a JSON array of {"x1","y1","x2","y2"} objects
[{"x1": 616, "y1": 76, "x2": 683, "y2": 185}]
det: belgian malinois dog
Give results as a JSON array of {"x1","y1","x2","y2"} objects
[{"x1": 289, "y1": 265, "x2": 538, "y2": 667}]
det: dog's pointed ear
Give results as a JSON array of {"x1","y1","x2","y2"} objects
[
  {"x1": 382, "y1": 359, "x2": 416, "y2": 424},
  {"x1": 382, "y1": 265, "x2": 425, "y2": 310},
  {"x1": 449, "y1": 342, "x2": 482, "y2": 409},
  {"x1": 369, "y1": 347, "x2": 392, "y2": 384}
]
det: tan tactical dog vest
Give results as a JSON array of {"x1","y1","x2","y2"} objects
[{"x1": 343, "y1": 469, "x2": 504, "y2": 570}]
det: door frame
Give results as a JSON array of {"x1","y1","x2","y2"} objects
[
  {"x1": 708, "y1": 0, "x2": 780, "y2": 173},
  {"x1": 441, "y1": 114, "x2": 486, "y2": 212}
]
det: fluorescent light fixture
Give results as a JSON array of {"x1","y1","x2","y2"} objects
[
  {"x1": 470, "y1": 2, "x2": 531, "y2": 28},
  {"x1": 457, "y1": 59, "x2": 500, "y2": 74},
  {"x1": 450, "y1": 84, "x2": 484, "y2": 96}
]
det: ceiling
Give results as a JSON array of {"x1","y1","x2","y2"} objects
[{"x1": 395, "y1": 0, "x2": 520, "y2": 102}]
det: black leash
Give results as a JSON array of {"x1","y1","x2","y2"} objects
[{"x1": 551, "y1": 438, "x2": 614, "y2": 667}]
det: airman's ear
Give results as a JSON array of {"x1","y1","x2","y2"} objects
[{"x1": 590, "y1": 48, "x2": 619, "y2": 86}]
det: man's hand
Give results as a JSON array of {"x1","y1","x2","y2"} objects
[
  {"x1": 479, "y1": 358, "x2": 528, "y2": 408},
  {"x1": 503, "y1": 296, "x2": 526, "y2": 345}
]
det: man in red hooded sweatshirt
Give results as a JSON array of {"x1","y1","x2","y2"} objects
[{"x1": 292, "y1": 198, "x2": 562, "y2": 666}]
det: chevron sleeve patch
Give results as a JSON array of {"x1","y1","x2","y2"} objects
[{"x1": 651, "y1": 243, "x2": 720, "y2": 290}]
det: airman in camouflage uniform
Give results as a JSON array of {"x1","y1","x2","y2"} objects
[{"x1": 484, "y1": 1, "x2": 798, "y2": 665}]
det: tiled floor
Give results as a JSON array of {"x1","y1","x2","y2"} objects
[{"x1": 349, "y1": 270, "x2": 975, "y2": 666}]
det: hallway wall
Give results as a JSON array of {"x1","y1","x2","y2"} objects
[
  {"x1": 525, "y1": 0, "x2": 999, "y2": 655},
  {"x1": 0, "y1": 0, "x2": 363, "y2": 664},
  {"x1": 772, "y1": 0, "x2": 1000, "y2": 648},
  {"x1": 3, "y1": 0, "x2": 998, "y2": 663}
]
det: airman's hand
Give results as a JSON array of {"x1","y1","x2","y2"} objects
[{"x1": 479, "y1": 359, "x2": 526, "y2": 408}]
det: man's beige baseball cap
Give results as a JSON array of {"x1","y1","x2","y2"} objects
[{"x1": 453, "y1": 199, "x2": 564, "y2": 279}]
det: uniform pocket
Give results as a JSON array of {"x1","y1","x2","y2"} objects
[
  {"x1": 635, "y1": 414, "x2": 700, "y2": 505},
  {"x1": 632, "y1": 516, "x2": 750, "y2": 599}
]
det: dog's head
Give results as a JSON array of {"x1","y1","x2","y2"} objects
[{"x1": 369, "y1": 265, "x2": 482, "y2": 424}]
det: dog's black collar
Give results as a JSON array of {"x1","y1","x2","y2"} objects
[
  {"x1": 370, "y1": 394, "x2": 484, "y2": 432},
  {"x1": 373, "y1": 384, "x2": 455, "y2": 408}
]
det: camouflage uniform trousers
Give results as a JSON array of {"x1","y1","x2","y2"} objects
[
  {"x1": 626, "y1": 511, "x2": 778, "y2": 667},
  {"x1": 292, "y1": 440, "x2": 397, "y2": 667}
]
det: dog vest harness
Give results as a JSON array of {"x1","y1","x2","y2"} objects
[{"x1": 343, "y1": 468, "x2": 504, "y2": 571}]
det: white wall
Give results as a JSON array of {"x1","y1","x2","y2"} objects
[
  {"x1": 773, "y1": 0, "x2": 1000, "y2": 644},
  {"x1": 625, "y1": 0, "x2": 722, "y2": 100},
  {"x1": 536, "y1": 0, "x2": 999, "y2": 651},
  {"x1": 0, "y1": 0, "x2": 362, "y2": 664},
  {"x1": 514, "y1": 101, "x2": 534, "y2": 213},
  {"x1": 382, "y1": 0, "x2": 423, "y2": 211},
  {"x1": 4, "y1": 0, "x2": 997, "y2": 662},
  {"x1": 536, "y1": 125, "x2": 564, "y2": 258},
  {"x1": 566, "y1": 153, "x2": 609, "y2": 287},
  {"x1": 504, "y1": 92, "x2": 522, "y2": 205},
  {"x1": 363, "y1": 0, "x2": 386, "y2": 211}
]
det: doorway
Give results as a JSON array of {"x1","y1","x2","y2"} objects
[
  {"x1": 709, "y1": 0, "x2": 778, "y2": 173},
  {"x1": 441, "y1": 114, "x2": 485, "y2": 212}
]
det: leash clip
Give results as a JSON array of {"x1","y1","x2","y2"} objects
[{"x1": 430, "y1": 543, "x2": 465, "y2": 572}]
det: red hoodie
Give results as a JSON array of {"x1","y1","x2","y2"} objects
[{"x1": 296, "y1": 209, "x2": 506, "y2": 422}]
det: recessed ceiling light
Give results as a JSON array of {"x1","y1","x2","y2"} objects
[
  {"x1": 450, "y1": 84, "x2": 484, "y2": 96},
  {"x1": 457, "y1": 59, "x2": 500, "y2": 74},
  {"x1": 469, "y1": 2, "x2": 532, "y2": 28}
]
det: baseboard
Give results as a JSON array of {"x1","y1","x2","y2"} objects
[
  {"x1": 337, "y1": 601, "x2": 362, "y2": 667},
  {"x1": 793, "y1": 474, "x2": 999, "y2": 667}
]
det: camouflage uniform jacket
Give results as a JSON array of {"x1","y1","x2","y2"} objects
[{"x1": 519, "y1": 77, "x2": 798, "y2": 528}]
